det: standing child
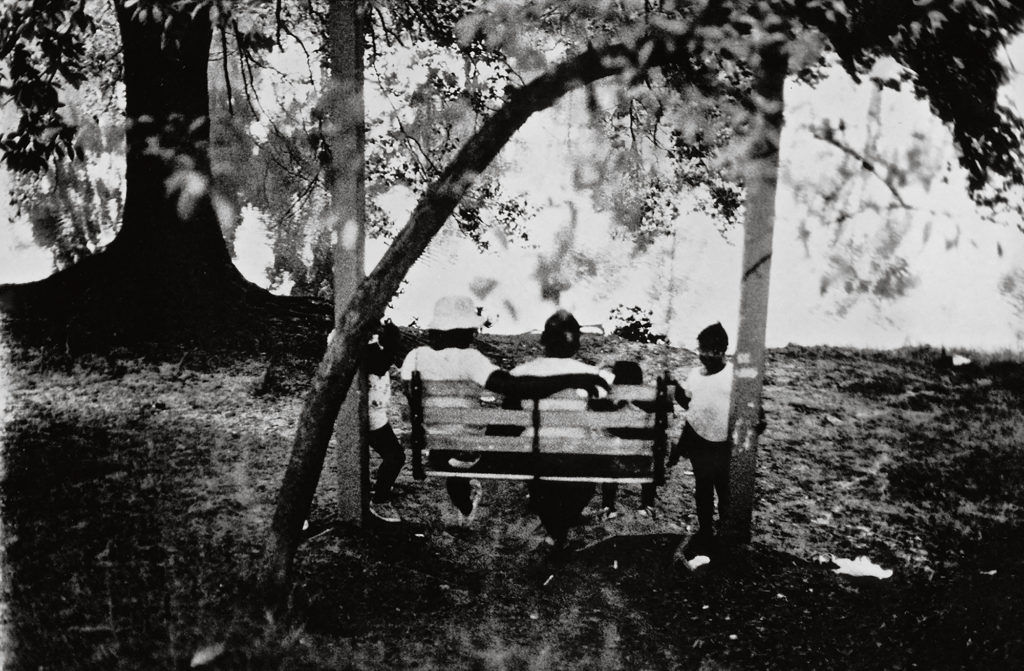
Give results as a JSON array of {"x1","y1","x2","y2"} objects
[
  {"x1": 367, "y1": 321, "x2": 405, "y2": 523},
  {"x1": 671, "y1": 322, "x2": 733, "y2": 559}
]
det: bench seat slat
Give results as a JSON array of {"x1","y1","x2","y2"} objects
[
  {"x1": 425, "y1": 471, "x2": 654, "y2": 483},
  {"x1": 425, "y1": 450, "x2": 654, "y2": 480},
  {"x1": 427, "y1": 434, "x2": 654, "y2": 455}
]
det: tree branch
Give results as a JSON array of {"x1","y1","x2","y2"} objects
[
  {"x1": 259, "y1": 30, "x2": 697, "y2": 601},
  {"x1": 810, "y1": 127, "x2": 909, "y2": 208}
]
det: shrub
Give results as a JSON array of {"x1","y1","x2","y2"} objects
[{"x1": 608, "y1": 305, "x2": 668, "y2": 344}]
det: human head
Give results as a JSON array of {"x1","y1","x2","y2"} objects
[
  {"x1": 378, "y1": 320, "x2": 402, "y2": 360},
  {"x1": 697, "y1": 322, "x2": 728, "y2": 353},
  {"x1": 427, "y1": 295, "x2": 482, "y2": 349},
  {"x1": 540, "y1": 309, "x2": 581, "y2": 358},
  {"x1": 697, "y1": 322, "x2": 728, "y2": 368},
  {"x1": 611, "y1": 360, "x2": 643, "y2": 385}
]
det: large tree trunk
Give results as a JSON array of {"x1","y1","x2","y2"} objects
[
  {"x1": 111, "y1": 2, "x2": 236, "y2": 277},
  {"x1": 721, "y1": 44, "x2": 788, "y2": 545},
  {"x1": 0, "y1": 3, "x2": 328, "y2": 351}
]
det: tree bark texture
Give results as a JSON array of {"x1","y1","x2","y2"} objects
[
  {"x1": 721, "y1": 44, "x2": 788, "y2": 545},
  {"x1": 110, "y1": 2, "x2": 244, "y2": 299},
  {"x1": 325, "y1": 0, "x2": 369, "y2": 524}
]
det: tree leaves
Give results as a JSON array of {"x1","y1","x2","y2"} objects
[{"x1": 0, "y1": 0, "x2": 94, "y2": 172}]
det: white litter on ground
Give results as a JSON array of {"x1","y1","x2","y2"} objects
[
  {"x1": 829, "y1": 555, "x2": 893, "y2": 579},
  {"x1": 686, "y1": 555, "x2": 711, "y2": 570}
]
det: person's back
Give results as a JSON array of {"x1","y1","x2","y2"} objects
[
  {"x1": 400, "y1": 297, "x2": 611, "y2": 526},
  {"x1": 515, "y1": 310, "x2": 612, "y2": 550}
]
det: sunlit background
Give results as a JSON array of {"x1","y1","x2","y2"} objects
[{"x1": 2, "y1": 36, "x2": 1022, "y2": 352}]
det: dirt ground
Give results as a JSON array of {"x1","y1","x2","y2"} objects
[{"x1": 1, "y1": 334, "x2": 1022, "y2": 669}]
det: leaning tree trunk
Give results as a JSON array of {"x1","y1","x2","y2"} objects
[
  {"x1": 721, "y1": 43, "x2": 788, "y2": 545},
  {"x1": 258, "y1": 38, "x2": 674, "y2": 601}
]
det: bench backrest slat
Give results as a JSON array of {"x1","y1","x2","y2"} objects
[
  {"x1": 424, "y1": 407, "x2": 530, "y2": 426},
  {"x1": 422, "y1": 406, "x2": 652, "y2": 430}
]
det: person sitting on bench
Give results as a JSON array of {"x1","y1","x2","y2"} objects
[
  {"x1": 595, "y1": 361, "x2": 658, "y2": 519},
  {"x1": 510, "y1": 309, "x2": 614, "y2": 549},
  {"x1": 400, "y1": 296, "x2": 610, "y2": 525}
]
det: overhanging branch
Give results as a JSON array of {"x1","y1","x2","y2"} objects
[{"x1": 261, "y1": 22, "x2": 710, "y2": 599}]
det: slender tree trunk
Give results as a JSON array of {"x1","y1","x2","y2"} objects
[
  {"x1": 721, "y1": 44, "x2": 788, "y2": 545},
  {"x1": 325, "y1": 0, "x2": 369, "y2": 524}
]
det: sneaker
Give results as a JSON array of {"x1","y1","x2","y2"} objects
[
  {"x1": 369, "y1": 500, "x2": 401, "y2": 523},
  {"x1": 457, "y1": 480, "x2": 483, "y2": 526},
  {"x1": 600, "y1": 506, "x2": 620, "y2": 520},
  {"x1": 637, "y1": 505, "x2": 655, "y2": 519},
  {"x1": 448, "y1": 454, "x2": 481, "y2": 469}
]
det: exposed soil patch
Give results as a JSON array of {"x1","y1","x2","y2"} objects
[{"x1": 1, "y1": 336, "x2": 1022, "y2": 669}]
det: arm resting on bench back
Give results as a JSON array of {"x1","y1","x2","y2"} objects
[{"x1": 484, "y1": 370, "x2": 610, "y2": 399}]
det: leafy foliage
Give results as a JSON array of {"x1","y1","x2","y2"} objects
[
  {"x1": 0, "y1": 0, "x2": 95, "y2": 171},
  {"x1": 608, "y1": 304, "x2": 668, "y2": 344},
  {"x1": 797, "y1": 0, "x2": 1024, "y2": 206},
  {"x1": 2, "y1": 0, "x2": 1024, "y2": 295}
]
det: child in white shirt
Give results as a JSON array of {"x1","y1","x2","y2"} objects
[{"x1": 671, "y1": 322, "x2": 733, "y2": 558}]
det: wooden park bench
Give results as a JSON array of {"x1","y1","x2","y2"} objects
[{"x1": 408, "y1": 372, "x2": 671, "y2": 485}]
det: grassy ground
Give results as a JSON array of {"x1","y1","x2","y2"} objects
[{"x1": 1, "y1": 334, "x2": 1022, "y2": 669}]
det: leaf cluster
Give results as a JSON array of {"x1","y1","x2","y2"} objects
[
  {"x1": 0, "y1": 0, "x2": 95, "y2": 171},
  {"x1": 796, "y1": 0, "x2": 1024, "y2": 200}
]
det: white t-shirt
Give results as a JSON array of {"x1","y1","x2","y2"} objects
[
  {"x1": 510, "y1": 357, "x2": 613, "y2": 398},
  {"x1": 368, "y1": 371, "x2": 391, "y2": 430},
  {"x1": 681, "y1": 363, "x2": 733, "y2": 442},
  {"x1": 399, "y1": 346, "x2": 499, "y2": 387}
]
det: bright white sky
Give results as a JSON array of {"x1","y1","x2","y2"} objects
[
  {"x1": 2, "y1": 35, "x2": 1023, "y2": 352},
  {"x1": 365, "y1": 37, "x2": 1024, "y2": 351}
]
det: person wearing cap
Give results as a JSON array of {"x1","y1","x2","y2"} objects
[
  {"x1": 509, "y1": 309, "x2": 615, "y2": 550},
  {"x1": 670, "y1": 322, "x2": 734, "y2": 559},
  {"x1": 400, "y1": 297, "x2": 611, "y2": 525}
]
